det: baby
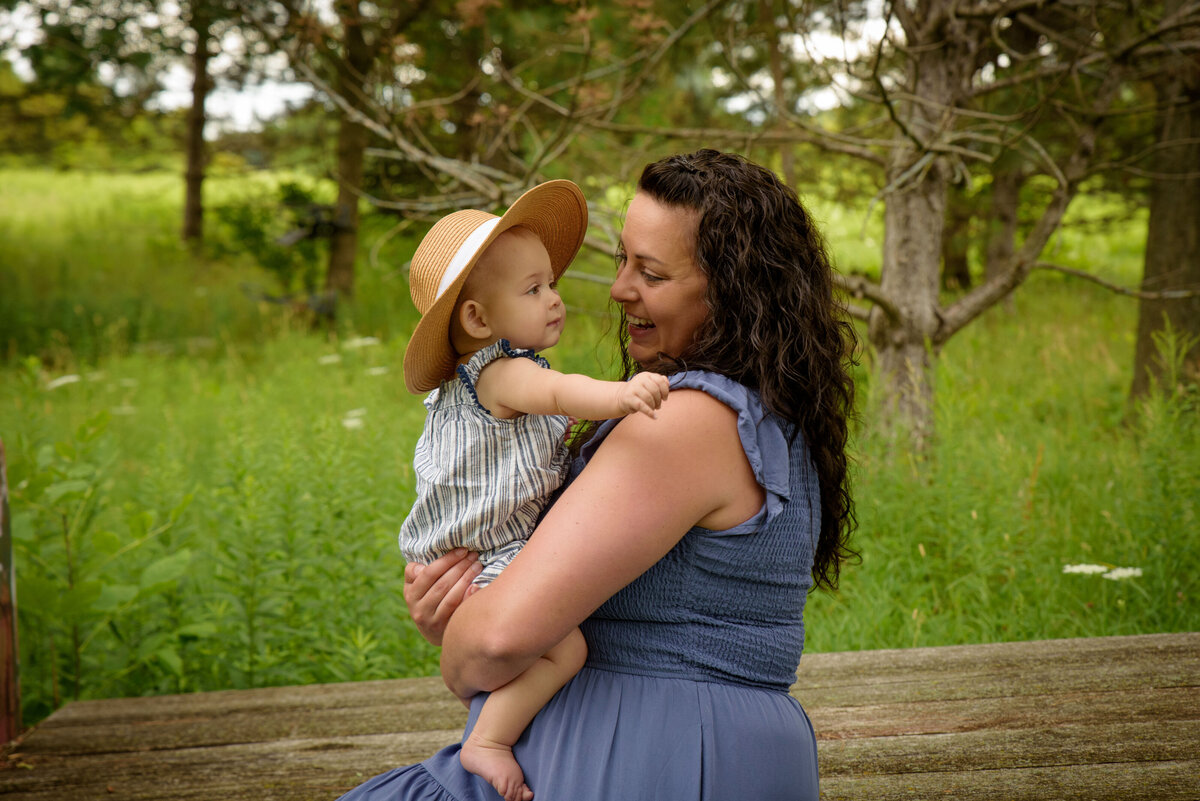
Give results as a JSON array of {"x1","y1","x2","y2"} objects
[{"x1": 399, "y1": 180, "x2": 669, "y2": 801}]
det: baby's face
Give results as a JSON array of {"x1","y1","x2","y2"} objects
[{"x1": 472, "y1": 228, "x2": 565, "y2": 352}]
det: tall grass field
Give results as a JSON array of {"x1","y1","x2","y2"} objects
[{"x1": 1, "y1": 168, "x2": 1196, "y2": 727}]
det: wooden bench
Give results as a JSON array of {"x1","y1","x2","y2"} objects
[{"x1": 1, "y1": 632, "x2": 1196, "y2": 800}]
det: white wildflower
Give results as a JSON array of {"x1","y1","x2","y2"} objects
[
  {"x1": 1062, "y1": 564, "x2": 1109, "y2": 575},
  {"x1": 342, "y1": 336, "x2": 381, "y2": 349},
  {"x1": 318, "y1": 354, "x2": 343, "y2": 365},
  {"x1": 85, "y1": 371, "x2": 106, "y2": 382},
  {"x1": 1102, "y1": 567, "x2": 1143, "y2": 581},
  {"x1": 188, "y1": 337, "x2": 217, "y2": 352},
  {"x1": 111, "y1": 405, "x2": 138, "y2": 416},
  {"x1": 365, "y1": 366, "x2": 390, "y2": 376},
  {"x1": 341, "y1": 408, "x2": 367, "y2": 429},
  {"x1": 119, "y1": 378, "x2": 139, "y2": 388},
  {"x1": 46, "y1": 374, "x2": 82, "y2": 390}
]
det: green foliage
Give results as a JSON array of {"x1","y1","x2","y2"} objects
[
  {"x1": 206, "y1": 179, "x2": 330, "y2": 295},
  {"x1": 804, "y1": 280, "x2": 1198, "y2": 653},
  {"x1": 0, "y1": 169, "x2": 421, "y2": 365},
  {"x1": 0, "y1": 41, "x2": 182, "y2": 170},
  {"x1": 7, "y1": 410, "x2": 193, "y2": 720},
  {"x1": 5, "y1": 334, "x2": 440, "y2": 723},
  {"x1": 213, "y1": 99, "x2": 336, "y2": 172},
  {"x1": 0, "y1": 169, "x2": 250, "y2": 363}
]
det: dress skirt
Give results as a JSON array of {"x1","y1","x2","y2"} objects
[{"x1": 335, "y1": 665, "x2": 819, "y2": 801}]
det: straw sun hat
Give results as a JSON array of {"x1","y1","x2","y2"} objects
[{"x1": 403, "y1": 180, "x2": 588, "y2": 394}]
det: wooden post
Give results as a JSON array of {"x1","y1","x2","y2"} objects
[{"x1": 0, "y1": 439, "x2": 20, "y2": 742}]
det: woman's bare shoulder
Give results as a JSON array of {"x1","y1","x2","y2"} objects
[
  {"x1": 599, "y1": 387, "x2": 758, "y2": 518},
  {"x1": 615, "y1": 385, "x2": 735, "y2": 433}
]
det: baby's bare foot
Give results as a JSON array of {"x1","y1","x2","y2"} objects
[{"x1": 460, "y1": 732, "x2": 533, "y2": 801}]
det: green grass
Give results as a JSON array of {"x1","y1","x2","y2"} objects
[
  {"x1": 1, "y1": 169, "x2": 262, "y2": 363},
  {"x1": 1, "y1": 168, "x2": 1195, "y2": 727},
  {"x1": 806, "y1": 281, "x2": 1197, "y2": 653}
]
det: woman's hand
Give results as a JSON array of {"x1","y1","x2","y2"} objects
[{"x1": 403, "y1": 548, "x2": 482, "y2": 646}]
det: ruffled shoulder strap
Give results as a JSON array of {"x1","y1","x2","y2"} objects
[
  {"x1": 455, "y1": 339, "x2": 550, "y2": 414},
  {"x1": 667, "y1": 371, "x2": 791, "y2": 501}
]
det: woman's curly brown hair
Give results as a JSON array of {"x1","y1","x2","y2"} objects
[{"x1": 621, "y1": 149, "x2": 859, "y2": 591}]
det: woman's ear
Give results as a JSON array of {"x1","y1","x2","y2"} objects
[{"x1": 458, "y1": 299, "x2": 491, "y2": 340}]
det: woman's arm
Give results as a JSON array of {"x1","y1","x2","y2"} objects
[{"x1": 438, "y1": 388, "x2": 765, "y2": 698}]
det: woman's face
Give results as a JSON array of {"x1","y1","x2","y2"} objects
[{"x1": 611, "y1": 193, "x2": 709, "y2": 367}]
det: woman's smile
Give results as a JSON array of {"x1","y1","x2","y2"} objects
[{"x1": 611, "y1": 193, "x2": 708, "y2": 366}]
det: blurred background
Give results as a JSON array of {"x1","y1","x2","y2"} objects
[{"x1": 0, "y1": 0, "x2": 1196, "y2": 729}]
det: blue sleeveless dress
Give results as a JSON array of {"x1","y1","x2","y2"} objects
[{"x1": 338, "y1": 371, "x2": 821, "y2": 800}]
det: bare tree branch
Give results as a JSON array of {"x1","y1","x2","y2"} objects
[
  {"x1": 969, "y1": 50, "x2": 1108, "y2": 97},
  {"x1": 954, "y1": 0, "x2": 1072, "y2": 20},
  {"x1": 579, "y1": 120, "x2": 888, "y2": 165},
  {"x1": 834, "y1": 273, "x2": 902, "y2": 323},
  {"x1": 398, "y1": 77, "x2": 483, "y2": 114},
  {"x1": 582, "y1": 236, "x2": 618, "y2": 259},
  {"x1": 970, "y1": 5, "x2": 1200, "y2": 99},
  {"x1": 562, "y1": 270, "x2": 615, "y2": 287},
  {"x1": 1088, "y1": 136, "x2": 1200, "y2": 179},
  {"x1": 889, "y1": 0, "x2": 921, "y2": 42},
  {"x1": 706, "y1": 30, "x2": 895, "y2": 162},
  {"x1": 873, "y1": 5, "x2": 927, "y2": 153},
  {"x1": 297, "y1": 62, "x2": 510, "y2": 200},
  {"x1": 1033, "y1": 262, "x2": 1200, "y2": 299},
  {"x1": 587, "y1": 0, "x2": 728, "y2": 123},
  {"x1": 1012, "y1": 10, "x2": 1095, "y2": 56},
  {"x1": 844, "y1": 302, "x2": 873, "y2": 322},
  {"x1": 935, "y1": 72, "x2": 1121, "y2": 344}
]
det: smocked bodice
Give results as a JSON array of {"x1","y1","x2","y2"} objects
[{"x1": 575, "y1": 371, "x2": 820, "y2": 692}]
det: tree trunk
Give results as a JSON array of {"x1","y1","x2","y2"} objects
[
  {"x1": 868, "y1": 22, "x2": 971, "y2": 442},
  {"x1": 942, "y1": 181, "x2": 972, "y2": 290},
  {"x1": 762, "y1": 0, "x2": 795, "y2": 187},
  {"x1": 326, "y1": 116, "x2": 367, "y2": 298},
  {"x1": 869, "y1": 146, "x2": 948, "y2": 442},
  {"x1": 985, "y1": 166, "x2": 1022, "y2": 283},
  {"x1": 324, "y1": 18, "x2": 375, "y2": 299},
  {"x1": 0, "y1": 440, "x2": 19, "y2": 743},
  {"x1": 1130, "y1": 11, "x2": 1200, "y2": 399},
  {"x1": 182, "y1": 6, "x2": 211, "y2": 245}
]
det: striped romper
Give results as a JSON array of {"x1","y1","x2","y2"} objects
[{"x1": 398, "y1": 339, "x2": 570, "y2": 586}]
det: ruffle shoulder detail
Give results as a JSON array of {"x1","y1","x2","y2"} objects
[
  {"x1": 454, "y1": 339, "x2": 550, "y2": 415},
  {"x1": 667, "y1": 371, "x2": 791, "y2": 501}
]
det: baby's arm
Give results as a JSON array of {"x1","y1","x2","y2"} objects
[{"x1": 476, "y1": 357, "x2": 669, "y2": 421}]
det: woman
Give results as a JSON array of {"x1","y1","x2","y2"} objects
[{"x1": 340, "y1": 149, "x2": 857, "y2": 800}]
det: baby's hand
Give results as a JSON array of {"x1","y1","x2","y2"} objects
[{"x1": 618, "y1": 373, "x2": 670, "y2": 419}]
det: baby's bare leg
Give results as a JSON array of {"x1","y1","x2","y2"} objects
[{"x1": 460, "y1": 627, "x2": 587, "y2": 801}]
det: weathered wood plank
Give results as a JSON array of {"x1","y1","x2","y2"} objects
[
  {"x1": 802, "y1": 631, "x2": 1195, "y2": 681},
  {"x1": 1, "y1": 632, "x2": 1196, "y2": 801},
  {"x1": 818, "y1": 720, "x2": 1200, "y2": 775},
  {"x1": 38, "y1": 679, "x2": 1195, "y2": 759},
  {"x1": 795, "y1": 631, "x2": 1199, "y2": 706},
  {"x1": 20, "y1": 679, "x2": 466, "y2": 756},
  {"x1": 807, "y1": 686, "x2": 1200, "y2": 739},
  {"x1": 2, "y1": 730, "x2": 464, "y2": 801},
  {"x1": 39, "y1": 676, "x2": 452, "y2": 725},
  {"x1": 820, "y1": 759, "x2": 1200, "y2": 801}
]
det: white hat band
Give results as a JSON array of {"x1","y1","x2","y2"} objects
[{"x1": 435, "y1": 217, "x2": 502, "y2": 298}]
